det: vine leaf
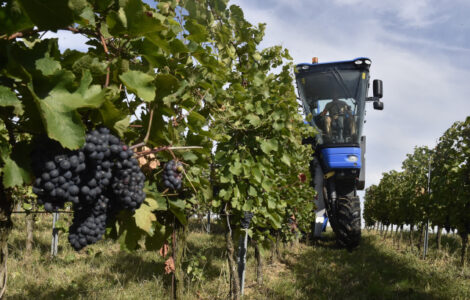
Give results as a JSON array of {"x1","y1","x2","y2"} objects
[
  {"x1": 0, "y1": 1, "x2": 34, "y2": 35},
  {"x1": 119, "y1": 70, "x2": 156, "y2": 102},
  {"x1": 17, "y1": 0, "x2": 74, "y2": 30},
  {"x1": 260, "y1": 139, "x2": 278, "y2": 154},
  {"x1": 29, "y1": 71, "x2": 110, "y2": 149},
  {"x1": 0, "y1": 142, "x2": 33, "y2": 187},
  {"x1": 169, "y1": 199, "x2": 187, "y2": 225},
  {"x1": 134, "y1": 203, "x2": 157, "y2": 235},
  {"x1": 35, "y1": 56, "x2": 61, "y2": 76},
  {"x1": 0, "y1": 86, "x2": 24, "y2": 115}
]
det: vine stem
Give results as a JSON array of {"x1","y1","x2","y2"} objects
[
  {"x1": 100, "y1": 33, "x2": 111, "y2": 88},
  {"x1": 129, "y1": 104, "x2": 155, "y2": 150},
  {"x1": 144, "y1": 106, "x2": 155, "y2": 144},
  {"x1": 129, "y1": 142, "x2": 146, "y2": 150},
  {"x1": 181, "y1": 167, "x2": 197, "y2": 195},
  {"x1": 134, "y1": 146, "x2": 203, "y2": 158}
]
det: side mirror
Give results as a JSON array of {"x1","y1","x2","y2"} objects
[
  {"x1": 373, "y1": 101, "x2": 384, "y2": 110},
  {"x1": 373, "y1": 79, "x2": 383, "y2": 99}
]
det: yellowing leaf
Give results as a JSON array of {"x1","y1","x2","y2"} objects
[{"x1": 134, "y1": 205, "x2": 157, "y2": 235}]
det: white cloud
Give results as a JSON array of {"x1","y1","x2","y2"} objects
[{"x1": 332, "y1": 0, "x2": 441, "y2": 28}]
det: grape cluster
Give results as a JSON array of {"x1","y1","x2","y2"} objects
[
  {"x1": 240, "y1": 211, "x2": 254, "y2": 229},
  {"x1": 31, "y1": 139, "x2": 85, "y2": 211},
  {"x1": 31, "y1": 127, "x2": 146, "y2": 251},
  {"x1": 162, "y1": 160, "x2": 183, "y2": 191},
  {"x1": 68, "y1": 194, "x2": 109, "y2": 249},
  {"x1": 111, "y1": 155, "x2": 146, "y2": 210}
]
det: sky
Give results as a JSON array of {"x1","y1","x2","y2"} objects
[
  {"x1": 46, "y1": 0, "x2": 470, "y2": 195},
  {"x1": 230, "y1": 0, "x2": 470, "y2": 193}
]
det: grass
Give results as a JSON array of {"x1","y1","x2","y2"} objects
[{"x1": 5, "y1": 215, "x2": 470, "y2": 299}]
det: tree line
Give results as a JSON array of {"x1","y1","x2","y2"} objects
[{"x1": 364, "y1": 117, "x2": 470, "y2": 266}]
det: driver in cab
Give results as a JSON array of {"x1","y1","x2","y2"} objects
[{"x1": 319, "y1": 98, "x2": 354, "y2": 142}]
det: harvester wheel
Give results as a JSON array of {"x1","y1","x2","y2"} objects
[{"x1": 335, "y1": 194, "x2": 361, "y2": 249}]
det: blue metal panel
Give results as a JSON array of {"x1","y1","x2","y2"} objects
[{"x1": 321, "y1": 147, "x2": 362, "y2": 169}]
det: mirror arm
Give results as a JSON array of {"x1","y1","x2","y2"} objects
[{"x1": 366, "y1": 97, "x2": 381, "y2": 102}]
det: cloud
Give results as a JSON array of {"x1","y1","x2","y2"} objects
[{"x1": 332, "y1": 0, "x2": 441, "y2": 28}]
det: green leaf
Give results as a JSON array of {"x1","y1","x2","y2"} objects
[
  {"x1": 252, "y1": 167, "x2": 262, "y2": 183},
  {"x1": 0, "y1": 1, "x2": 34, "y2": 35},
  {"x1": 17, "y1": 0, "x2": 74, "y2": 30},
  {"x1": 281, "y1": 154, "x2": 291, "y2": 166},
  {"x1": 114, "y1": 116, "x2": 130, "y2": 137},
  {"x1": 120, "y1": 70, "x2": 156, "y2": 102},
  {"x1": 22, "y1": 203, "x2": 33, "y2": 211},
  {"x1": 35, "y1": 56, "x2": 61, "y2": 76},
  {"x1": 155, "y1": 73, "x2": 179, "y2": 101},
  {"x1": 242, "y1": 199, "x2": 253, "y2": 211},
  {"x1": 229, "y1": 161, "x2": 242, "y2": 176},
  {"x1": 169, "y1": 39, "x2": 188, "y2": 54},
  {"x1": 145, "y1": 196, "x2": 167, "y2": 211},
  {"x1": 1, "y1": 155, "x2": 30, "y2": 187},
  {"x1": 0, "y1": 141, "x2": 33, "y2": 187},
  {"x1": 106, "y1": 9, "x2": 127, "y2": 35},
  {"x1": 185, "y1": 18, "x2": 209, "y2": 43},
  {"x1": 124, "y1": 0, "x2": 166, "y2": 36},
  {"x1": 72, "y1": 55, "x2": 107, "y2": 77},
  {"x1": 145, "y1": 222, "x2": 171, "y2": 251},
  {"x1": 182, "y1": 151, "x2": 198, "y2": 163},
  {"x1": 187, "y1": 111, "x2": 206, "y2": 131},
  {"x1": 68, "y1": 0, "x2": 95, "y2": 26},
  {"x1": 246, "y1": 114, "x2": 260, "y2": 126},
  {"x1": 248, "y1": 186, "x2": 257, "y2": 197},
  {"x1": 0, "y1": 86, "x2": 23, "y2": 115},
  {"x1": 30, "y1": 71, "x2": 108, "y2": 149},
  {"x1": 261, "y1": 178, "x2": 273, "y2": 192},
  {"x1": 169, "y1": 199, "x2": 187, "y2": 225},
  {"x1": 134, "y1": 204, "x2": 157, "y2": 235},
  {"x1": 98, "y1": 99, "x2": 128, "y2": 137},
  {"x1": 260, "y1": 139, "x2": 278, "y2": 154},
  {"x1": 116, "y1": 211, "x2": 142, "y2": 252}
]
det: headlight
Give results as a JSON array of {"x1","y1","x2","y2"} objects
[
  {"x1": 364, "y1": 60, "x2": 371, "y2": 65},
  {"x1": 354, "y1": 60, "x2": 363, "y2": 65},
  {"x1": 302, "y1": 65, "x2": 309, "y2": 70},
  {"x1": 347, "y1": 155, "x2": 358, "y2": 162}
]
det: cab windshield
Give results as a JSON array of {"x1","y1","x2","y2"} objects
[{"x1": 297, "y1": 67, "x2": 367, "y2": 145}]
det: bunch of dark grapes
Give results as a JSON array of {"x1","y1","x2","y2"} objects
[
  {"x1": 110, "y1": 154, "x2": 146, "y2": 210},
  {"x1": 68, "y1": 194, "x2": 109, "y2": 250},
  {"x1": 77, "y1": 128, "x2": 118, "y2": 207},
  {"x1": 162, "y1": 160, "x2": 183, "y2": 191},
  {"x1": 31, "y1": 127, "x2": 146, "y2": 251},
  {"x1": 31, "y1": 138, "x2": 85, "y2": 212},
  {"x1": 240, "y1": 211, "x2": 254, "y2": 229}
]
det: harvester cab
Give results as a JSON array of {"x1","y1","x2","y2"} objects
[{"x1": 295, "y1": 57, "x2": 383, "y2": 249}]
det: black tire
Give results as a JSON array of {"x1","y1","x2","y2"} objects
[
  {"x1": 335, "y1": 195, "x2": 361, "y2": 249},
  {"x1": 326, "y1": 181, "x2": 361, "y2": 249}
]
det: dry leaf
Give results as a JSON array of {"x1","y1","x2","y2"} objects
[
  {"x1": 149, "y1": 160, "x2": 159, "y2": 169},
  {"x1": 159, "y1": 242, "x2": 169, "y2": 258},
  {"x1": 164, "y1": 257, "x2": 175, "y2": 274},
  {"x1": 138, "y1": 156, "x2": 148, "y2": 166}
]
